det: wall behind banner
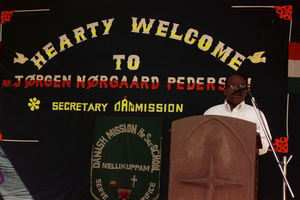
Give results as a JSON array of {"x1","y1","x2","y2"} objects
[{"x1": 0, "y1": 0, "x2": 298, "y2": 199}]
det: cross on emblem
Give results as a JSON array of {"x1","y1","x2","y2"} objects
[{"x1": 131, "y1": 175, "x2": 138, "y2": 188}]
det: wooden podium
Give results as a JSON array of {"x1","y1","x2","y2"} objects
[{"x1": 168, "y1": 115, "x2": 261, "y2": 200}]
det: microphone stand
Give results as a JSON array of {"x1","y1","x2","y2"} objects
[{"x1": 247, "y1": 89, "x2": 295, "y2": 198}]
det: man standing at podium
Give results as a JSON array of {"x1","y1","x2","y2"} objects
[{"x1": 204, "y1": 73, "x2": 272, "y2": 155}]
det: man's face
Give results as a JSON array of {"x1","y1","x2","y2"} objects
[{"x1": 224, "y1": 75, "x2": 248, "y2": 109}]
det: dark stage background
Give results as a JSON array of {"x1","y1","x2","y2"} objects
[{"x1": 0, "y1": 0, "x2": 299, "y2": 199}]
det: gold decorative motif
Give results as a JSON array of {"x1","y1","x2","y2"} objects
[
  {"x1": 247, "y1": 51, "x2": 266, "y2": 64},
  {"x1": 13, "y1": 52, "x2": 29, "y2": 64}
]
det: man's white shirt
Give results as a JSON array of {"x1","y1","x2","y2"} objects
[{"x1": 204, "y1": 100, "x2": 272, "y2": 155}]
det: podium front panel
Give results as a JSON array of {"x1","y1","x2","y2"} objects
[{"x1": 169, "y1": 115, "x2": 257, "y2": 200}]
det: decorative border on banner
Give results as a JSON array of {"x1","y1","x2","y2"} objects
[
  {"x1": 0, "y1": 9, "x2": 50, "y2": 55},
  {"x1": 231, "y1": 5, "x2": 293, "y2": 21},
  {"x1": 269, "y1": 137, "x2": 289, "y2": 153},
  {"x1": 0, "y1": 9, "x2": 50, "y2": 24},
  {"x1": 0, "y1": 131, "x2": 39, "y2": 143}
]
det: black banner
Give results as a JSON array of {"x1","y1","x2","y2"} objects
[{"x1": 0, "y1": 1, "x2": 297, "y2": 199}]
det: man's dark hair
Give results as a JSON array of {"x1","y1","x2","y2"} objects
[{"x1": 225, "y1": 72, "x2": 247, "y2": 87}]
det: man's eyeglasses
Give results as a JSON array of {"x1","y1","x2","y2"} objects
[{"x1": 227, "y1": 83, "x2": 247, "y2": 90}]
